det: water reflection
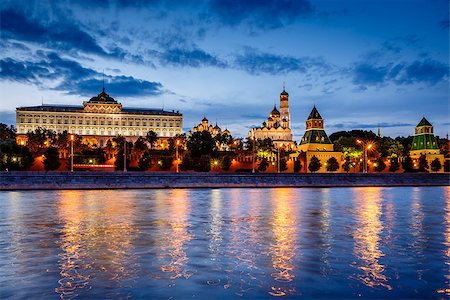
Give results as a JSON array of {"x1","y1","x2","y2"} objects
[
  {"x1": 55, "y1": 191, "x2": 138, "y2": 299},
  {"x1": 352, "y1": 188, "x2": 391, "y2": 290},
  {"x1": 269, "y1": 188, "x2": 298, "y2": 296},
  {"x1": 438, "y1": 187, "x2": 450, "y2": 296},
  {"x1": 156, "y1": 189, "x2": 193, "y2": 280}
]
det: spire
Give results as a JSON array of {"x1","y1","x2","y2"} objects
[
  {"x1": 102, "y1": 69, "x2": 105, "y2": 92},
  {"x1": 283, "y1": 81, "x2": 285, "y2": 91},
  {"x1": 377, "y1": 125, "x2": 381, "y2": 138}
]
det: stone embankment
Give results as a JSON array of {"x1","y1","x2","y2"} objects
[{"x1": 0, "y1": 172, "x2": 449, "y2": 190}]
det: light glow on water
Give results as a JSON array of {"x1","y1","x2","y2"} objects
[{"x1": 0, "y1": 187, "x2": 449, "y2": 299}]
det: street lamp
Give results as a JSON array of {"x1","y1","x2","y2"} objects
[
  {"x1": 176, "y1": 139, "x2": 180, "y2": 173},
  {"x1": 123, "y1": 139, "x2": 127, "y2": 172},
  {"x1": 356, "y1": 139, "x2": 372, "y2": 173},
  {"x1": 70, "y1": 135, "x2": 74, "y2": 173}
]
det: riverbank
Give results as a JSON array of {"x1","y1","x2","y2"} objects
[{"x1": 0, "y1": 172, "x2": 449, "y2": 190}]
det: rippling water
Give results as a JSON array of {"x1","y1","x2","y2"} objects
[{"x1": 0, "y1": 187, "x2": 449, "y2": 299}]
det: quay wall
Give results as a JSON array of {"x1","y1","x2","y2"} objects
[{"x1": 0, "y1": 172, "x2": 449, "y2": 190}]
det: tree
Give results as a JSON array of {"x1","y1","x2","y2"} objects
[
  {"x1": 145, "y1": 130, "x2": 158, "y2": 150},
  {"x1": 0, "y1": 140, "x2": 34, "y2": 171},
  {"x1": 293, "y1": 159, "x2": 302, "y2": 172},
  {"x1": 389, "y1": 160, "x2": 400, "y2": 172},
  {"x1": 187, "y1": 131, "x2": 215, "y2": 158},
  {"x1": 133, "y1": 137, "x2": 148, "y2": 158},
  {"x1": 159, "y1": 156, "x2": 173, "y2": 171},
  {"x1": 220, "y1": 155, "x2": 232, "y2": 171},
  {"x1": 258, "y1": 158, "x2": 269, "y2": 172},
  {"x1": 193, "y1": 154, "x2": 211, "y2": 172},
  {"x1": 373, "y1": 157, "x2": 386, "y2": 172},
  {"x1": 138, "y1": 150, "x2": 152, "y2": 171},
  {"x1": 430, "y1": 158, "x2": 442, "y2": 172},
  {"x1": 342, "y1": 156, "x2": 352, "y2": 173},
  {"x1": 0, "y1": 123, "x2": 16, "y2": 141},
  {"x1": 26, "y1": 127, "x2": 49, "y2": 155},
  {"x1": 180, "y1": 155, "x2": 193, "y2": 171},
  {"x1": 308, "y1": 156, "x2": 321, "y2": 173},
  {"x1": 43, "y1": 147, "x2": 61, "y2": 171},
  {"x1": 418, "y1": 154, "x2": 429, "y2": 172},
  {"x1": 279, "y1": 158, "x2": 287, "y2": 172},
  {"x1": 326, "y1": 157, "x2": 339, "y2": 172},
  {"x1": 402, "y1": 156, "x2": 414, "y2": 173}
]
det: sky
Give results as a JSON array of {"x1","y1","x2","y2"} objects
[{"x1": 0, "y1": 0, "x2": 449, "y2": 140}]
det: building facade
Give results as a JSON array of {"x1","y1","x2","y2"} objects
[
  {"x1": 409, "y1": 117, "x2": 444, "y2": 172},
  {"x1": 295, "y1": 106, "x2": 343, "y2": 172},
  {"x1": 188, "y1": 117, "x2": 230, "y2": 137},
  {"x1": 249, "y1": 87, "x2": 294, "y2": 148},
  {"x1": 16, "y1": 88, "x2": 183, "y2": 147}
]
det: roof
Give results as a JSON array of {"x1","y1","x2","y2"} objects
[
  {"x1": 270, "y1": 105, "x2": 280, "y2": 116},
  {"x1": 307, "y1": 105, "x2": 322, "y2": 120},
  {"x1": 280, "y1": 89, "x2": 289, "y2": 96},
  {"x1": 417, "y1": 117, "x2": 432, "y2": 127},
  {"x1": 411, "y1": 133, "x2": 439, "y2": 151},
  {"x1": 202, "y1": 117, "x2": 208, "y2": 122},
  {"x1": 17, "y1": 105, "x2": 182, "y2": 116},
  {"x1": 87, "y1": 88, "x2": 118, "y2": 104},
  {"x1": 300, "y1": 129, "x2": 332, "y2": 145}
]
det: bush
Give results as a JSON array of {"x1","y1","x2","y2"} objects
[
  {"x1": 374, "y1": 157, "x2": 386, "y2": 172},
  {"x1": 293, "y1": 160, "x2": 302, "y2": 173},
  {"x1": 258, "y1": 158, "x2": 269, "y2": 172},
  {"x1": 402, "y1": 156, "x2": 414, "y2": 173},
  {"x1": 220, "y1": 155, "x2": 232, "y2": 171},
  {"x1": 193, "y1": 155, "x2": 211, "y2": 172},
  {"x1": 326, "y1": 157, "x2": 339, "y2": 172},
  {"x1": 279, "y1": 158, "x2": 287, "y2": 172},
  {"x1": 308, "y1": 156, "x2": 321, "y2": 173},
  {"x1": 180, "y1": 155, "x2": 193, "y2": 171},
  {"x1": 138, "y1": 150, "x2": 152, "y2": 171},
  {"x1": 430, "y1": 158, "x2": 442, "y2": 172},
  {"x1": 389, "y1": 160, "x2": 400, "y2": 172},
  {"x1": 159, "y1": 156, "x2": 173, "y2": 171},
  {"x1": 43, "y1": 147, "x2": 61, "y2": 171}
]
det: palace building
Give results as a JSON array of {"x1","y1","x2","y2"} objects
[
  {"x1": 249, "y1": 87, "x2": 294, "y2": 148},
  {"x1": 294, "y1": 105, "x2": 343, "y2": 172},
  {"x1": 188, "y1": 117, "x2": 230, "y2": 137},
  {"x1": 409, "y1": 117, "x2": 444, "y2": 172},
  {"x1": 16, "y1": 88, "x2": 183, "y2": 147}
]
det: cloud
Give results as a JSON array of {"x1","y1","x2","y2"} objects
[
  {"x1": 157, "y1": 48, "x2": 226, "y2": 68},
  {"x1": 233, "y1": 47, "x2": 330, "y2": 75},
  {"x1": 0, "y1": 52, "x2": 163, "y2": 97},
  {"x1": 207, "y1": 0, "x2": 312, "y2": 29},
  {"x1": 0, "y1": 8, "x2": 107, "y2": 56},
  {"x1": 329, "y1": 122, "x2": 414, "y2": 130},
  {"x1": 352, "y1": 59, "x2": 449, "y2": 87}
]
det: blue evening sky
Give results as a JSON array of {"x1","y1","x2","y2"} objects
[{"x1": 0, "y1": 0, "x2": 448, "y2": 139}]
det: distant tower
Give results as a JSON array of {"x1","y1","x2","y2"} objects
[
  {"x1": 377, "y1": 125, "x2": 381, "y2": 138},
  {"x1": 279, "y1": 83, "x2": 290, "y2": 129}
]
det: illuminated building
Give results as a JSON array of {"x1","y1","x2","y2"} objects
[
  {"x1": 188, "y1": 117, "x2": 230, "y2": 137},
  {"x1": 15, "y1": 88, "x2": 183, "y2": 147},
  {"x1": 248, "y1": 87, "x2": 294, "y2": 148},
  {"x1": 409, "y1": 117, "x2": 444, "y2": 172},
  {"x1": 294, "y1": 105, "x2": 343, "y2": 172}
]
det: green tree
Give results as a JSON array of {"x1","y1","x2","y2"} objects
[
  {"x1": 430, "y1": 158, "x2": 442, "y2": 172},
  {"x1": 220, "y1": 155, "x2": 232, "y2": 171},
  {"x1": 418, "y1": 154, "x2": 429, "y2": 172},
  {"x1": 0, "y1": 140, "x2": 34, "y2": 170},
  {"x1": 193, "y1": 154, "x2": 211, "y2": 172},
  {"x1": 43, "y1": 147, "x2": 61, "y2": 171},
  {"x1": 402, "y1": 156, "x2": 414, "y2": 173},
  {"x1": 26, "y1": 127, "x2": 49, "y2": 155},
  {"x1": 145, "y1": 130, "x2": 158, "y2": 150},
  {"x1": 0, "y1": 123, "x2": 16, "y2": 141},
  {"x1": 308, "y1": 156, "x2": 321, "y2": 173},
  {"x1": 279, "y1": 158, "x2": 287, "y2": 172},
  {"x1": 326, "y1": 157, "x2": 339, "y2": 172},
  {"x1": 342, "y1": 156, "x2": 352, "y2": 173},
  {"x1": 180, "y1": 155, "x2": 193, "y2": 171},
  {"x1": 187, "y1": 131, "x2": 215, "y2": 158},
  {"x1": 374, "y1": 157, "x2": 386, "y2": 172},
  {"x1": 293, "y1": 159, "x2": 302, "y2": 172},
  {"x1": 138, "y1": 150, "x2": 152, "y2": 171},
  {"x1": 389, "y1": 160, "x2": 400, "y2": 172},
  {"x1": 258, "y1": 158, "x2": 269, "y2": 172}
]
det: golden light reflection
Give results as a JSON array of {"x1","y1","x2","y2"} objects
[
  {"x1": 208, "y1": 189, "x2": 223, "y2": 259},
  {"x1": 55, "y1": 190, "x2": 137, "y2": 299},
  {"x1": 437, "y1": 187, "x2": 450, "y2": 296},
  {"x1": 268, "y1": 188, "x2": 298, "y2": 297},
  {"x1": 157, "y1": 189, "x2": 193, "y2": 280},
  {"x1": 352, "y1": 187, "x2": 391, "y2": 290}
]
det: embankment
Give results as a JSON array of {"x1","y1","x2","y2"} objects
[{"x1": 0, "y1": 172, "x2": 449, "y2": 190}]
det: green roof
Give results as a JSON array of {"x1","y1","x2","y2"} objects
[
  {"x1": 411, "y1": 134, "x2": 439, "y2": 151},
  {"x1": 417, "y1": 117, "x2": 432, "y2": 127},
  {"x1": 300, "y1": 129, "x2": 332, "y2": 145},
  {"x1": 307, "y1": 106, "x2": 322, "y2": 120}
]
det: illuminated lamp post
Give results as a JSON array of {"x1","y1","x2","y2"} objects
[
  {"x1": 356, "y1": 139, "x2": 372, "y2": 173},
  {"x1": 176, "y1": 139, "x2": 180, "y2": 173},
  {"x1": 277, "y1": 143, "x2": 284, "y2": 173},
  {"x1": 70, "y1": 135, "x2": 74, "y2": 173}
]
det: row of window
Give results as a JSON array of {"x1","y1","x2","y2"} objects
[{"x1": 19, "y1": 126, "x2": 181, "y2": 137}]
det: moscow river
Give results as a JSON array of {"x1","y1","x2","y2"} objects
[{"x1": 0, "y1": 187, "x2": 449, "y2": 299}]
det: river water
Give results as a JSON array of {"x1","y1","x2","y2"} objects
[{"x1": 0, "y1": 187, "x2": 449, "y2": 299}]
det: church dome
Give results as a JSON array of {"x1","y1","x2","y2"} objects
[
  {"x1": 280, "y1": 89, "x2": 289, "y2": 96},
  {"x1": 88, "y1": 88, "x2": 117, "y2": 103},
  {"x1": 270, "y1": 106, "x2": 280, "y2": 117},
  {"x1": 202, "y1": 116, "x2": 208, "y2": 122}
]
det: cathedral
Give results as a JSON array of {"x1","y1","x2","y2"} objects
[
  {"x1": 188, "y1": 117, "x2": 230, "y2": 137},
  {"x1": 249, "y1": 87, "x2": 294, "y2": 148}
]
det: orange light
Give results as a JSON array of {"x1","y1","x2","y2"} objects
[
  {"x1": 176, "y1": 140, "x2": 180, "y2": 145},
  {"x1": 357, "y1": 140, "x2": 362, "y2": 144},
  {"x1": 367, "y1": 144, "x2": 372, "y2": 149},
  {"x1": 70, "y1": 135, "x2": 74, "y2": 141}
]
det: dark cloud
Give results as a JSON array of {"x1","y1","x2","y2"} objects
[
  {"x1": 0, "y1": 52, "x2": 163, "y2": 97},
  {"x1": 157, "y1": 48, "x2": 226, "y2": 68},
  {"x1": 233, "y1": 48, "x2": 330, "y2": 75},
  {"x1": 0, "y1": 8, "x2": 107, "y2": 56},
  {"x1": 207, "y1": 0, "x2": 312, "y2": 29},
  {"x1": 352, "y1": 59, "x2": 448, "y2": 87}
]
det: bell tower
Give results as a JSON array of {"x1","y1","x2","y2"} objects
[{"x1": 279, "y1": 83, "x2": 290, "y2": 129}]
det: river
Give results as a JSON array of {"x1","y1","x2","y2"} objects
[{"x1": 0, "y1": 187, "x2": 449, "y2": 299}]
